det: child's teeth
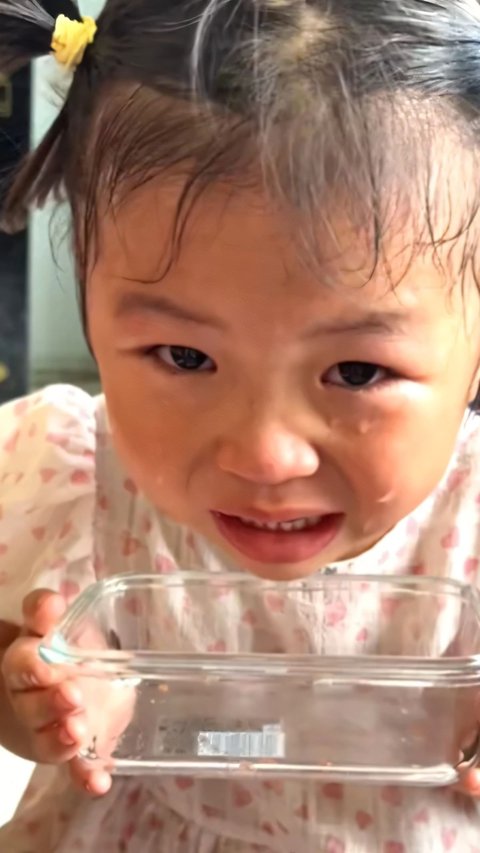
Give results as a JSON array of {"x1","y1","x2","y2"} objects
[{"x1": 239, "y1": 516, "x2": 321, "y2": 532}]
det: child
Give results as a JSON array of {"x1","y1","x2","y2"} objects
[{"x1": 1, "y1": 0, "x2": 480, "y2": 849}]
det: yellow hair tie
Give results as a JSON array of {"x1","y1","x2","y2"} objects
[{"x1": 51, "y1": 14, "x2": 97, "y2": 70}]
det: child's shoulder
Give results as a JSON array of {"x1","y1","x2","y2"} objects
[
  {"x1": 455, "y1": 410, "x2": 480, "y2": 464},
  {"x1": 0, "y1": 385, "x2": 101, "y2": 624},
  {"x1": 399, "y1": 412, "x2": 480, "y2": 583},
  {"x1": 442, "y1": 411, "x2": 480, "y2": 504},
  {"x1": 0, "y1": 383, "x2": 100, "y2": 502},
  {"x1": 0, "y1": 381, "x2": 100, "y2": 478},
  {"x1": 0, "y1": 382, "x2": 98, "y2": 429}
]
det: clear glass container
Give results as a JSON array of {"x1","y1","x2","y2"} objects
[{"x1": 39, "y1": 572, "x2": 480, "y2": 785}]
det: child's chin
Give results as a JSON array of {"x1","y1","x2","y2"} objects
[
  {"x1": 243, "y1": 562, "x2": 323, "y2": 582},
  {"x1": 226, "y1": 550, "x2": 330, "y2": 582}
]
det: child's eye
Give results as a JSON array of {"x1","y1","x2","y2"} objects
[
  {"x1": 323, "y1": 361, "x2": 391, "y2": 389},
  {"x1": 151, "y1": 345, "x2": 216, "y2": 372}
]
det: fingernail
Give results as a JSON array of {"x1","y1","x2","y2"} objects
[
  {"x1": 58, "y1": 729, "x2": 76, "y2": 746},
  {"x1": 55, "y1": 691, "x2": 76, "y2": 712},
  {"x1": 8, "y1": 673, "x2": 40, "y2": 690}
]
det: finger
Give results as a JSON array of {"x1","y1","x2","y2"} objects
[
  {"x1": 2, "y1": 636, "x2": 68, "y2": 690},
  {"x1": 8, "y1": 680, "x2": 83, "y2": 729},
  {"x1": 69, "y1": 755, "x2": 112, "y2": 796},
  {"x1": 455, "y1": 768, "x2": 480, "y2": 797},
  {"x1": 22, "y1": 590, "x2": 66, "y2": 637},
  {"x1": 31, "y1": 714, "x2": 88, "y2": 764}
]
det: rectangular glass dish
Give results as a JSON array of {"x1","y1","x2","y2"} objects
[{"x1": 39, "y1": 572, "x2": 480, "y2": 785}]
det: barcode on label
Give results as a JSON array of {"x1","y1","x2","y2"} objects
[{"x1": 197, "y1": 724, "x2": 285, "y2": 758}]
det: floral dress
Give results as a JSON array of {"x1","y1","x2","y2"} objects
[{"x1": 0, "y1": 385, "x2": 479, "y2": 852}]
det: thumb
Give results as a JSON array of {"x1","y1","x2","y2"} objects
[
  {"x1": 22, "y1": 589, "x2": 66, "y2": 637},
  {"x1": 457, "y1": 767, "x2": 480, "y2": 797}
]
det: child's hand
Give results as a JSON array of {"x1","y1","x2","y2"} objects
[
  {"x1": 454, "y1": 719, "x2": 480, "y2": 797},
  {"x1": 455, "y1": 768, "x2": 480, "y2": 797},
  {"x1": 1, "y1": 589, "x2": 113, "y2": 796}
]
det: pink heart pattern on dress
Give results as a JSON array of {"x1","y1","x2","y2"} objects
[
  {"x1": 464, "y1": 557, "x2": 478, "y2": 580},
  {"x1": 322, "y1": 783, "x2": 344, "y2": 800},
  {"x1": 59, "y1": 520, "x2": 73, "y2": 540},
  {"x1": 325, "y1": 599, "x2": 347, "y2": 627},
  {"x1": 413, "y1": 807, "x2": 430, "y2": 824},
  {"x1": 356, "y1": 627, "x2": 369, "y2": 642},
  {"x1": 70, "y1": 469, "x2": 90, "y2": 486},
  {"x1": 441, "y1": 827, "x2": 457, "y2": 851},
  {"x1": 124, "y1": 595, "x2": 143, "y2": 616},
  {"x1": 380, "y1": 597, "x2": 401, "y2": 620},
  {"x1": 381, "y1": 786, "x2": 403, "y2": 807},
  {"x1": 440, "y1": 527, "x2": 459, "y2": 549},
  {"x1": 241, "y1": 609, "x2": 257, "y2": 626},
  {"x1": 4, "y1": 430, "x2": 19, "y2": 454},
  {"x1": 265, "y1": 591, "x2": 285, "y2": 614},
  {"x1": 294, "y1": 803, "x2": 309, "y2": 821},
  {"x1": 174, "y1": 776, "x2": 194, "y2": 790},
  {"x1": 232, "y1": 783, "x2": 253, "y2": 808},
  {"x1": 124, "y1": 478, "x2": 138, "y2": 495},
  {"x1": 446, "y1": 469, "x2": 469, "y2": 492},
  {"x1": 98, "y1": 493, "x2": 109, "y2": 511},
  {"x1": 355, "y1": 810, "x2": 373, "y2": 830},
  {"x1": 59, "y1": 580, "x2": 80, "y2": 601},
  {"x1": 201, "y1": 804, "x2": 223, "y2": 819},
  {"x1": 126, "y1": 787, "x2": 141, "y2": 808},
  {"x1": 32, "y1": 527, "x2": 46, "y2": 541},
  {"x1": 14, "y1": 399, "x2": 29, "y2": 417},
  {"x1": 207, "y1": 639, "x2": 227, "y2": 652},
  {"x1": 262, "y1": 779, "x2": 284, "y2": 795},
  {"x1": 154, "y1": 554, "x2": 176, "y2": 574},
  {"x1": 122, "y1": 533, "x2": 141, "y2": 557},
  {"x1": 326, "y1": 835, "x2": 346, "y2": 853}
]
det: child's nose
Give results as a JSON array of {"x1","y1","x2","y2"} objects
[{"x1": 216, "y1": 422, "x2": 320, "y2": 485}]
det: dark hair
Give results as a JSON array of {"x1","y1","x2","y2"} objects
[{"x1": 2, "y1": 0, "x2": 480, "y2": 292}]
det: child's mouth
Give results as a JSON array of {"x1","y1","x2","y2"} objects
[{"x1": 211, "y1": 511, "x2": 343, "y2": 564}]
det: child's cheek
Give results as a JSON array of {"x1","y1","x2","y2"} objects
[{"x1": 329, "y1": 414, "x2": 453, "y2": 533}]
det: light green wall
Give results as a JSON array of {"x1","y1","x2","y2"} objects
[{"x1": 28, "y1": 1, "x2": 104, "y2": 379}]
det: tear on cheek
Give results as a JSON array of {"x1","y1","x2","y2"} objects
[
  {"x1": 357, "y1": 419, "x2": 374, "y2": 435},
  {"x1": 358, "y1": 516, "x2": 378, "y2": 536},
  {"x1": 376, "y1": 488, "x2": 396, "y2": 504}
]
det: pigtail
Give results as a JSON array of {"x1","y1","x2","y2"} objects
[
  {"x1": 0, "y1": 0, "x2": 88, "y2": 231},
  {"x1": 2, "y1": 108, "x2": 68, "y2": 233},
  {"x1": 0, "y1": 0, "x2": 81, "y2": 73}
]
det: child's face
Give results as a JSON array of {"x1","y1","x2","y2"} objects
[{"x1": 88, "y1": 180, "x2": 480, "y2": 579}]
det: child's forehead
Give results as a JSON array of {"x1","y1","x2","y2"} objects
[
  {"x1": 95, "y1": 175, "x2": 470, "y2": 294},
  {"x1": 88, "y1": 177, "x2": 480, "y2": 343}
]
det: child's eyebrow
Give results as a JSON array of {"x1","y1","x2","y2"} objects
[
  {"x1": 114, "y1": 292, "x2": 227, "y2": 330},
  {"x1": 115, "y1": 292, "x2": 410, "y2": 338},
  {"x1": 302, "y1": 310, "x2": 411, "y2": 339}
]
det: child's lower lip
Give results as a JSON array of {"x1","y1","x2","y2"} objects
[{"x1": 211, "y1": 512, "x2": 343, "y2": 564}]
